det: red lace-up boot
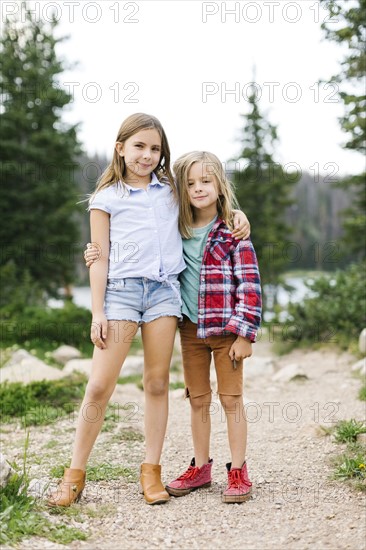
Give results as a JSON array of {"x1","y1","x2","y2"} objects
[
  {"x1": 222, "y1": 461, "x2": 252, "y2": 503},
  {"x1": 166, "y1": 458, "x2": 213, "y2": 496}
]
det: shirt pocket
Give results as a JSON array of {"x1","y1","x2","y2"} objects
[
  {"x1": 209, "y1": 237, "x2": 232, "y2": 262},
  {"x1": 156, "y1": 198, "x2": 177, "y2": 221}
]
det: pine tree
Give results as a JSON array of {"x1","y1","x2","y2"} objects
[
  {"x1": 0, "y1": 3, "x2": 82, "y2": 297},
  {"x1": 231, "y1": 87, "x2": 299, "y2": 300},
  {"x1": 320, "y1": 0, "x2": 366, "y2": 260}
]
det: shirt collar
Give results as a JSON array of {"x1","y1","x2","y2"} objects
[{"x1": 122, "y1": 171, "x2": 164, "y2": 192}]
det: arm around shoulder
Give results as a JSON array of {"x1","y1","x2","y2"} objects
[{"x1": 89, "y1": 209, "x2": 110, "y2": 315}]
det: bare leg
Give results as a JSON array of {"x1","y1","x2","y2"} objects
[
  {"x1": 190, "y1": 392, "x2": 212, "y2": 467},
  {"x1": 141, "y1": 316, "x2": 177, "y2": 464},
  {"x1": 70, "y1": 320, "x2": 139, "y2": 470},
  {"x1": 219, "y1": 394, "x2": 246, "y2": 468}
]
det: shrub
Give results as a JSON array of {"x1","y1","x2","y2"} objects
[
  {"x1": 0, "y1": 435, "x2": 88, "y2": 545},
  {"x1": 1, "y1": 302, "x2": 92, "y2": 351},
  {"x1": 285, "y1": 262, "x2": 366, "y2": 349},
  {"x1": 0, "y1": 374, "x2": 87, "y2": 426}
]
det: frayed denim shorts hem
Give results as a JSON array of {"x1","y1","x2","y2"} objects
[{"x1": 104, "y1": 276, "x2": 182, "y2": 325}]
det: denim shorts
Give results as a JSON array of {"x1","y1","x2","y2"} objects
[{"x1": 104, "y1": 277, "x2": 182, "y2": 324}]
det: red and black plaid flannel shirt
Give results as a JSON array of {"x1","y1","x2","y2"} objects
[{"x1": 196, "y1": 218, "x2": 262, "y2": 342}]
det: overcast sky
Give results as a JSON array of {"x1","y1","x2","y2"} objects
[{"x1": 3, "y1": 0, "x2": 365, "y2": 177}]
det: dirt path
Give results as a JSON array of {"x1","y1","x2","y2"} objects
[{"x1": 2, "y1": 338, "x2": 365, "y2": 550}]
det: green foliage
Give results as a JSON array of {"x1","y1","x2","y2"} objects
[
  {"x1": 50, "y1": 463, "x2": 137, "y2": 482},
  {"x1": 285, "y1": 262, "x2": 366, "y2": 348},
  {"x1": 0, "y1": 4, "x2": 82, "y2": 295},
  {"x1": 169, "y1": 381, "x2": 185, "y2": 390},
  {"x1": 1, "y1": 301, "x2": 92, "y2": 351},
  {"x1": 320, "y1": 0, "x2": 366, "y2": 259},
  {"x1": 0, "y1": 261, "x2": 46, "y2": 313},
  {"x1": 231, "y1": 85, "x2": 300, "y2": 291},
  {"x1": 117, "y1": 374, "x2": 142, "y2": 385},
  {"x1": 118, "y1": 428, "x2": 144, "y2": 442},
  {"x1": 359, "y1": 384, "x2": 366, "y2": 401},
  {"x1": 0, "y1": 434, "x2": 87, "y2": 545},
  {"x1": 333, "y1": 451, "x2": 366, "y2": 485},
  {"x1": 334, "y1": 419, "x2": 366, "y2": 443},
  {"x1": 0, "y1": 373, "x2": 87, "y2": 426}
]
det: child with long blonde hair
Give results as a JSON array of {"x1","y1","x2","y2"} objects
[
  {"x1": 165, "y1": 151, "x2": 262, "y2": 503},
  {"x1": 48, "y1": 115, "x2": 249, "y2": 507}
]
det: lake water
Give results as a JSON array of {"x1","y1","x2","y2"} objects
[{"x1": 48, "y1": 276, "x2": 317, "y2": 321}]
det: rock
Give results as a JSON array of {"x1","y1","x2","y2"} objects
[
  {"x1": 110, "y1": 383, "x2": 143, "y2": 405},
  {"x1": 63, "y1": 354, "x2": 144, "y2": 379},
  {"x1": 63, "y1": 358, "x2": 93, "y2": 377},
  {"x1": 120, "y1": 355, "x2": 144, "y2": 377},
  {"x1": 27, "y1": 478, "x2": 49, "y2": 498},
  {"x1": 2, "y1": 349, "x2": 31, "y2": 367},
  {"x1": 359, "y1": 328, "x2": 366, "y2": 355},
  {"x1": 0, "y1": 354, "x2": 66, "y2": 384},
  {"x1": 0, "y1": 453, "x2": 14, "y2": 488},
  {"x1": 351, "y1": 358, "x2": 366, "y2": 376},
  {"x1": 51, "y1": 345, "x2": 81, "y2": 365},
  {"x1": 244, "y1": 356, "x2": 276, "y2": 378},
  {"x1": 272, "y1": 363, "x2": 308, "y2": 383}
]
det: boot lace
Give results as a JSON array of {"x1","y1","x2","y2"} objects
[
  {"x1": 228, "y1": 469, "x2": 242, "y2": 489},
  {"x1": 177, "y1": 466, "x2": 199, "y2": 481},
  {"x1": 228, "y1": 469, "x2": 252, "y2": 489}
]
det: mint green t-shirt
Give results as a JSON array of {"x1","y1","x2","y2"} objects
[{"x1": 181, "y1": 217, "x2": 217, "y2": 324}]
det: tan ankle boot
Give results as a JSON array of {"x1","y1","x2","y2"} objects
[
  {"x1": 47, "y1": 468, "x2": 86, "y2": 507},
  {"x1": 140, "y1": 463, "x2": 170, "y2": 505}
]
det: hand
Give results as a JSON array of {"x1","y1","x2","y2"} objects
[
  {"x1": 84, "y1": 242, "x2": 101, "y2": 268},
  {"x1": 229, "y1": 336, "x2": 252, "y2": 364},
  {"x1": 90, "y1": 313, "x2": 108, "y2": 350},
  {"x1": 232, "y1": 210, "x2": 250, "y2": 240}
]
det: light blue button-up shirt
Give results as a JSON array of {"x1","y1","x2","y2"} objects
[{"x1": 89, "y1": 173, "x2": 186, "y2": 281}]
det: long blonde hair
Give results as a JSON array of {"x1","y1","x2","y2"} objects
[
  {"x1": 173, "y1": 151, "x2": 239, "y2": 238},
  {"x1": 90, "y1": 113, "x2": 176, "y2": 200}
]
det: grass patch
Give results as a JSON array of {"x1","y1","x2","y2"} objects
[
  {"x1": 42, "y1": 439, "x2": 61, "y2": 450},
  {"x1": 50, "y1": 462, "x2": 137, "y2": 483},
  {"x1": 170, "y1": 360, "x2": 182, "y2": 373},
  {"x1": 333, "y1": 448, "x2": 366, "y2": 486},
  {"x1": 49, "y1": 502, "x2": 115, "y2": 520},
  {"x1": 329, "y1": 419, "x2": 366, "y2": 492},
  {"x1": 117, "y1": 374, "x2": 142, "y2": 385},
  {"x1": 333, "y1": 419, "x2": 366, "y2": 444},
  {"x1": 118, "y1": 428, "x2": 144, "y2": 442},
  {"x1": 169, "y1": 381, "x2": 185, "y2": 390},
  {"x1": 101, "y1": 403, "x2": 141, "y2": 432},
  {"x1": 0, "y1": 373, "x2": 87, "y2": 427},
  {"x1": 0, "y1": 434, "x2": 88, "y2": 546},
  {"x1": 359, "y1": 384, "x2": 366, "y2": 401}
]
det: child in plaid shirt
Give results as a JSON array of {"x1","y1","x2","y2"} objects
[{"x1": 166, "y1": 151, "x2": 262, "y2": 503}]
